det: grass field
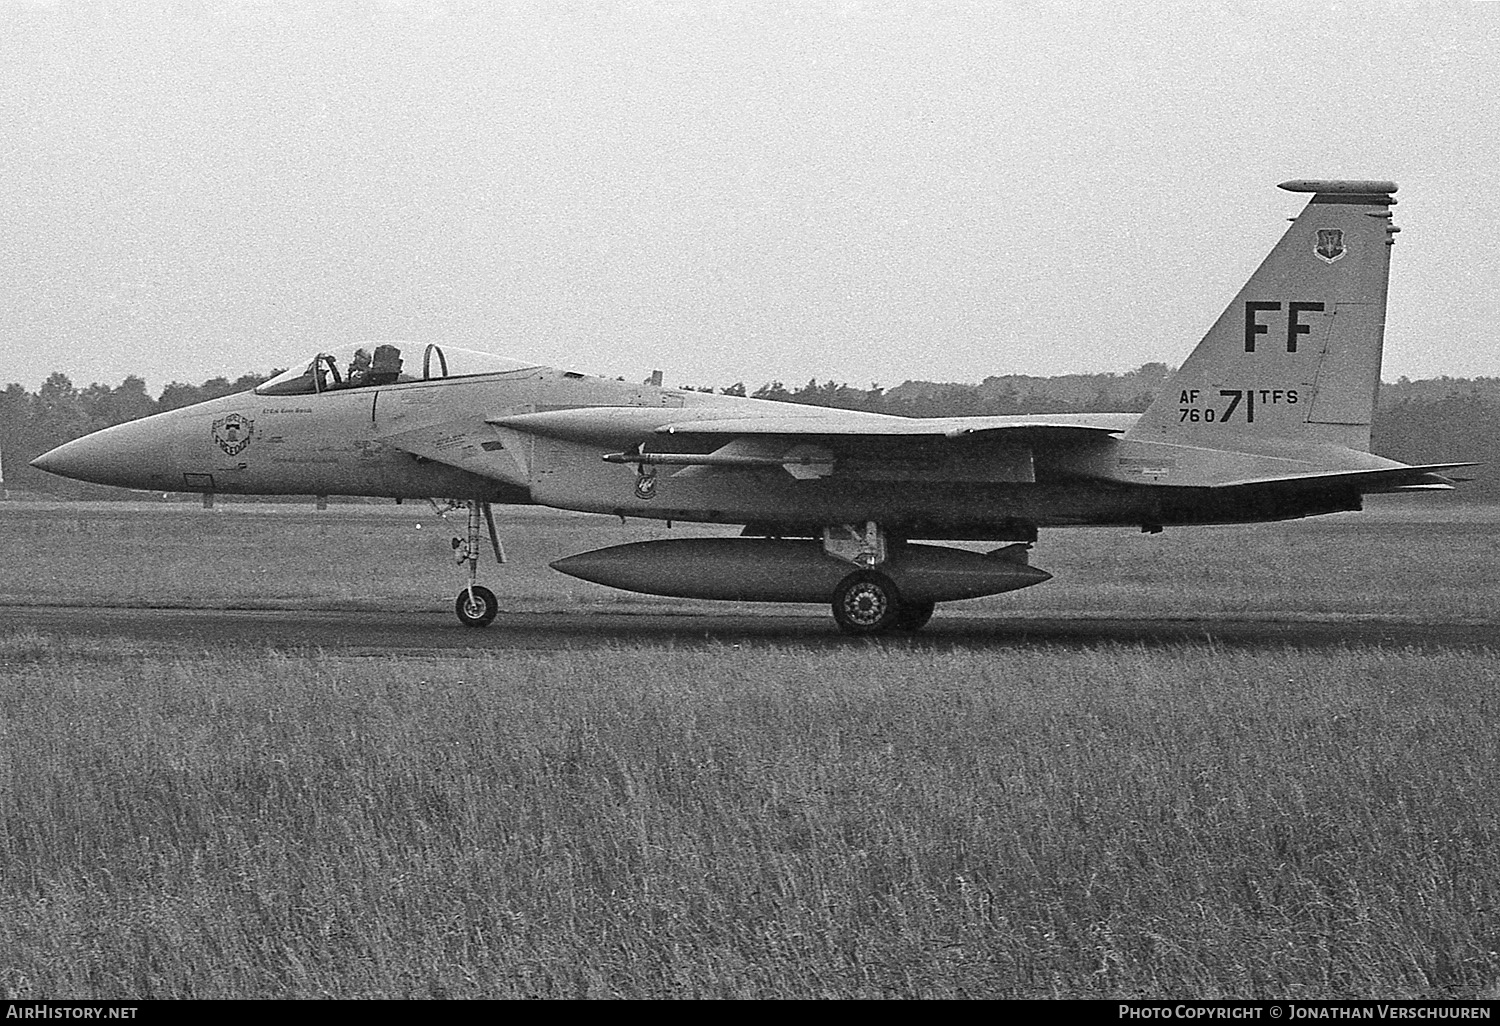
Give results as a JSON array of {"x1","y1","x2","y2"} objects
[{"x1": 0, "y1": 498, "x2": 1497, "y2": 998}]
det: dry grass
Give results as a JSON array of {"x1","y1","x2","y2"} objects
[
  {"x1": 1, "y1": 498, "x2": 1497, "y2": 997},
  {"x1": 0, "y1": 641, "x2": 1497, "y2": 998}
]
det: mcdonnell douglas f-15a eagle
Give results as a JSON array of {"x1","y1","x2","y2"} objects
[{"x1": 31, "y1": 180, "x2": 1472, "y2": 634}]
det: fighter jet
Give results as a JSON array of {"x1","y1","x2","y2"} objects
[{"x1": 32, "y1": 180, "x2": 1471, "y2": 633}]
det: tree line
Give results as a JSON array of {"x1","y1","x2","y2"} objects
[{"x1": 3, "y1": 366, "x2": 1495, "y2": 497}]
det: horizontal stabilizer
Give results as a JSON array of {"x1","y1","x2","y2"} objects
[{"x1": 1211, "y1": 462, "x2": 1477, "y2": 491}]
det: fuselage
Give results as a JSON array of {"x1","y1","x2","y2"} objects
[{"x1": 31, "y1": 358, "x2": 1371, "y2": 540}]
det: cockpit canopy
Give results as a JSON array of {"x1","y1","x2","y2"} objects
[{"x1": 255, "y1": 342, "x2": 537, "y2": 396}]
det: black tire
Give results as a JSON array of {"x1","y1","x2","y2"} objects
[
  {"x1": 893, "y1": 600, "x2": 936, "y2": 633},
  {"x1": 832, "y1": 571, "x2": 903, "y2": 636},
  {"x1": 455, "y1": 585, "x2": 498, "y2": 627}
]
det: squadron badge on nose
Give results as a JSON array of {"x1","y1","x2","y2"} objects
[
  {"x1": 212, "y1": 413, "x2": 255, "y2": 456},
  {"x1": 1314, "y1": 228, "x2": 1346, "y2": 263}
]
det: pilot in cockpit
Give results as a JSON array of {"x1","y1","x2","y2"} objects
[{"x1": 347, "y1": 347, "x2": 372, "y2": 388}]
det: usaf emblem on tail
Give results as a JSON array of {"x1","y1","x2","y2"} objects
[
  {"x1": 211, "y1": 413, "x2": 254, "y2": 456},
  {"x1": 1314, "y1": 228, "x2": 1346, "y2": 263}
]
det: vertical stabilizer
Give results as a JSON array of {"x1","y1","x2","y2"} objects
[{"x1": 1129, "y1": 180, "x2": 1399, "y2": 452}]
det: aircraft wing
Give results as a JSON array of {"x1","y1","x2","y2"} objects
[
  {"x1": 654, "y1": 413, "x2": 1134, "y2": 439},
  {"x1": 490, "y1": 407, "x2": 1132, "y2": 443},
  {"x1": 490, "y1": 407, "x2": 1129, "y2": 483}
]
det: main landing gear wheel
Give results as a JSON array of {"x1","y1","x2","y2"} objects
[
  {"x1": 832, "y1": 571, "x2": 904, "y2": 636},
  {"x1": 455, "y1": 585, "x2": 498, "y2": 628}
]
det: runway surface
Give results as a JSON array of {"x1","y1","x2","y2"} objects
[{"x1": 2, "y1": 604, "x2": 1493, "y2": 654}]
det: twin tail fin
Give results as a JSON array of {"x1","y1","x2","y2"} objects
[{"x1": 1129, "y1": 180, "x2": 1399, "y2": 453}]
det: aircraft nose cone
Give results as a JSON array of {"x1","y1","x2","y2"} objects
[
  {"x1": 31, "y1": 436, "x2": 94, "y2": 478},
  {"x1": 28, "y1": 418, "x2": 177, "y2": 489},
  {"x1": 30, "y1": 433, "x2": 119, "y2": 484}
]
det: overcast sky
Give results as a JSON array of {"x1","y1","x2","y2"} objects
[{"x1": 4, "y1": 0, "x2": 1498, "y2": 395}]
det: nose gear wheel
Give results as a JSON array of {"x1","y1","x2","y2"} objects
[{"x1": 456, "y1": 585, "x2": 498, "y2": 628}]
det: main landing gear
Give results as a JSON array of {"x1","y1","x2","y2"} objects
[
  {"x1": 823, "y1": 522, "x2": 937, "y2": 636},
  {"x1": 442, "y1": 499, "x2": 505, "y2": 628}
]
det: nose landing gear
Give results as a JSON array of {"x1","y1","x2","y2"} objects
[{"x1": 446, "y1": 499, "x2": 505, "y2": 628}]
